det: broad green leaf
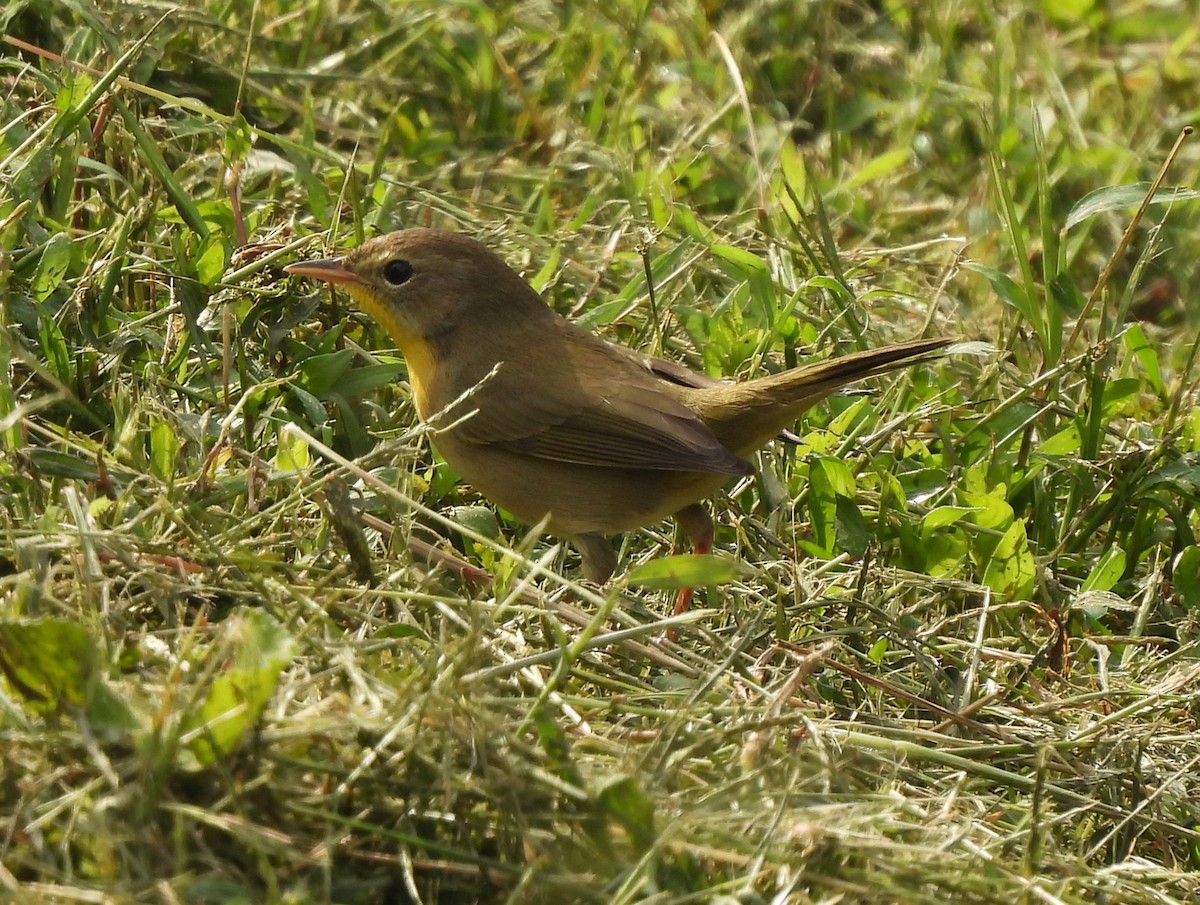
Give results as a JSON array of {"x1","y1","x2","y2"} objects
[
  {"x1": 183, "y1": 608, "x2": 296, "y2": 764},
  {"x1": 1081, "y1": 546, "x2": 1126, "y2": 593},
  {"x1": 1175, "y1": 547, "x2": 1200, "y2": 610},
  {"x1": 297, "y1": 349, "x2": 356, "y2": 396},
  {"x1": 919, "y1": 530, "x2": 968, "y2": 578},
  {"x1": 36, "y1": 308, "x2": 71, "y2": 385},
  {"x1": 32, "y1": 232, "x2": 74, "y2": 301},
  {"x1": 1099, "y1": 378, "x2": 1141, "y2": 420},
  {"x1": 808, "y1": 456, "x2": 837, "y2": 553},
  {"x1": 1035, "y1": 424, "x2": 1081, "y2": 457},
  {"x1": 814, "y1": 455, "x2": 856, "y2": 498},
  {"x1": 921, "y1": 506, "x2": 977, "y2": 534},
  {"x1": 834, "y1": 495, "x2": 870, "y2": 558},
  {"x1": 1042, "y1": 0, "x2": 1095, "y2": 22},
  {"x1": 709, "y1": 243, "x2": 768, "y2": 275},
  {"x1": 1123, "y1": 324, "x2": 1163, "y2": 394},
  {"x1": 0, "y1": 618, "x2": 98, "y2": 712},
  {"x1": 844, "y1": 148, "x2": 909, "y2": 190},
  {"x1": 962, "y1": 262, "x2": 1041, "y2": 338},
  {"x1": 375, "y1": 624, "x2": 429, "y2": 641},
  {"x1": 0, "y1": 618, "x2": 136, "y2": 739},
  {"x1": 981, "y1": 519, "x2": 1036, "y2": 600},
  {"x1": 626, "y1": 554, "x2": 745, "y2": 590},
  {"x1": 961, "y1": 483, "x2": 1014, "y2": 533},
  {"x1": 287, "y1": 384, "x2": 329, "y2": 426},
  {"x1": 195, "y1": 236, "x2": 228, "y2": 287},
  {"x1": 55, "y1": 71, "x2": 94, "y2": 113},
  {"x1": 592, "y1": 774, "x2": 656, "y2": 851},
  {"x1": 1064, "y1": 184, "x2": 1200, "y2": 232},
  {"x1": 449, "y1": 505, "x2": 502, "y2": 540},
  {"x1": 149, "y1": 417, "x2": 178, "y2": 481},
  {"x1": 867, "y1": 637, "x2": 889, "y2": 663},
  {"x1": 274, "y1": 428, "x2": 310, "y2": 471},
  {"x1": 330, "y1": 362, "x2": 407, "y2": 397}
]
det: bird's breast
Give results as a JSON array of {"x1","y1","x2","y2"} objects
[{"x1": 343, "y1": 285, "x2": 439, "y2": 417}]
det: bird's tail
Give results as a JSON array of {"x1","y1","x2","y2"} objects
[{"x1": 698, "y1": 337, "x2": 954, "y2": 455}]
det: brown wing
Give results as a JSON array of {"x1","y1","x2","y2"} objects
[
  {"x1": 447, "y1": 322, "x2": 751, "y2": 476},
  {"x1": 629, "y1": 349, "x2": 724, "y2": 389}
]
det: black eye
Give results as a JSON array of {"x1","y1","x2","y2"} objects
[{"x1": 383, "y1": 259, "x2": 413, "y2": 285}]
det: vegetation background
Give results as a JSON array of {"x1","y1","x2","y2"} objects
[{"x1": 3, "y1": 1, "x2": 1200, "y2": 902}]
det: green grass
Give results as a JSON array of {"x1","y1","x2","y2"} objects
[{"x1": 3, "y1": 1, "x2": 1200, "y2": 902}]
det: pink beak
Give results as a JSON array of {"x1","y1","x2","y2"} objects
[{"x1": 284, "y1": 257, "x2": 364, "y2": 288}]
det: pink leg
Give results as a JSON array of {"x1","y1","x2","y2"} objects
[{"x1": 672, "y1": 503, "x2": 713, "y2": 616}]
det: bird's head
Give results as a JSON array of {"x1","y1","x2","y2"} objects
[{"x1": 285, "y1": 228, "x2": 549, "y2": 356}]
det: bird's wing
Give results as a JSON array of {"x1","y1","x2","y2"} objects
[
  {"x1": 445, "y1": 326, "x2": 751, "y2": 476},
  {"x1": 621, "y1": 347, "x2": 725, "y2": 389}
]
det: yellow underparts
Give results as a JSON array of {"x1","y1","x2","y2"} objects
[{"x1": 344, "y1": 285, "x2": 437, "y2": 418}]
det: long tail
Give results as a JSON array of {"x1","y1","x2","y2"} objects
[{"x1": 695, "y1": 337, "x2": 953, "y2": 455}]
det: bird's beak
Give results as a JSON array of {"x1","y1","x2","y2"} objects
[{"x1": 284, "y1": 256, "x2": 364, "y2": 288}]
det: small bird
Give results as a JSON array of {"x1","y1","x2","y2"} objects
[{"x1": 286, "y1": 229, "x2": 949, "y2": 608}]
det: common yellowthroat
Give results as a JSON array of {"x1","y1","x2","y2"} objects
[{"x1": 286, "y1": 229, "x2": 949, "y2": 602}]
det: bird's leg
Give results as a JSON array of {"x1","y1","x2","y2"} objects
[
  {"x1": 573, "y1": 532, "x2": 618, "y2": 584},
  {"x1": 672, "y1": 503, "x2": 713, "y2": 616}
]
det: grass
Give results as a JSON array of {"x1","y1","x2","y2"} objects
[{"x1": 3, "y1": 0, "x2": 1200, "y2": 902}]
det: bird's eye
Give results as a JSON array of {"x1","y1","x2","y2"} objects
[{"x1": 383, "y1": 259, "x2": 414, "y2": 286}]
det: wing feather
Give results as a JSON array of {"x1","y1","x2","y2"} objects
[{"x1": 446, "y1": 324, "x2": 750, "y2": 476}]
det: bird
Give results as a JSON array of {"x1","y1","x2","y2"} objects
[{"x1": 285, "y1": 228, "x2": 950, "y2": 611}]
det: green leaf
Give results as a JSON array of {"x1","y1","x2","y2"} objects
[
  {"x1": 374, "y1": 624, "x2": 429, "y2": 641},
  {"x1": 844, "y1": 148, "x2": 909, "y2": 190},
  {"x1": 223, "y1": 113, "x2": 253, "y2": 163},
  {"x1": 183, "y1": 608, "x2": 296, "y2": 764},
  {"x1": 32, "y1": 232, "x2": 74, "y2": 301},
  {"x1": 592, "y1": 774, "x2": 656, "y2": 851},
  {"x1": 921, "y1": 506, "x2": 977, "y2": 534},
  {"x1": 1100, "y1": 378, "x2": 1140, "y2": 418},
  {"x1": 808, "y1": 455, "x2": 858, "y2": 554},
  {"x1": 36, "y1": 306, "x2": 72, "y2": 386},
  {"x1": 297, "y1": 349, "x2": 356, "y2": 396},
  {"x1": 331, "y1": 362, "x2": 407, "y2": 397},
  {"x1": 1174, "y1": 547, "x2": 1200, "y2": 610},
  {"x1": 981, "y1": 519, "x2": 1036, "y2": 600},
  {"x1": 867, "y1": 637, "x2": 889, "y2": 663},
  {"x1": 834, "y1": 495, "x2": 870, "y2": 558},
  {"x1": 814, "y1": 455, "x2": 856, "y2": 497},
  {"x1": 961, "y1": 483, "x2": 1014, "y2": 533},
  {"x1": 1123, "y1": 324, "x2": 1163, "y2": 394},
  {"x1": 195, "y1": 235, "x2": 228, "y2": 287},
  {"x1": 1064, "y1": 184, "x2": 1200, "y2": 232},
  {"x1": 55, "y1": 71, "x2": 94, "y2": 114},
  {"x1": 709, "y1": 243, "x2": 768, "y2": 275},
  {"x1": 449, "y1": 505, "x2": 502, "y2": 541},
  {"x1": 962, "y1": 261, "x2": 1041, "y2": 339},
  {"x1": 115, "y1": 98, "x2": 210, "y2": 238},
  {"x1": 808, "y1": 458, "x2": 836, "y2": 554},
  {"x1": 0, "y1": 618, "x2": 99, "y2": 712},
  {"x1": 287, "y1": 384, "x2": 329, "y2": 426},
  {"x1": 274, "y1": 429, "x2": 310, "y2": 472},
  {"x1": 918, "y1": 530, "x2": 968, "y2": 578},
  {"x1": 149, "y1": 417, "x2": 178, "y2": 481},
  {"x1": 709, "y1": 243, "x2": 775, "y2": 324},
  {"x1": 1035, "y1": 424, "x2": 1081, "y2": 457},
  {"x1": 1081, "y1": 546, "x2": 1126, "y2": 594},
  {"x1": 626, "y1": 554, "x2": 745, "y2": 590},
  {"x1": 1042, "y1": 0, "x2": 1095, "y2": 23},
  {"x1": 0, "y1": 618, "x2": 136, "y2": 738}
]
